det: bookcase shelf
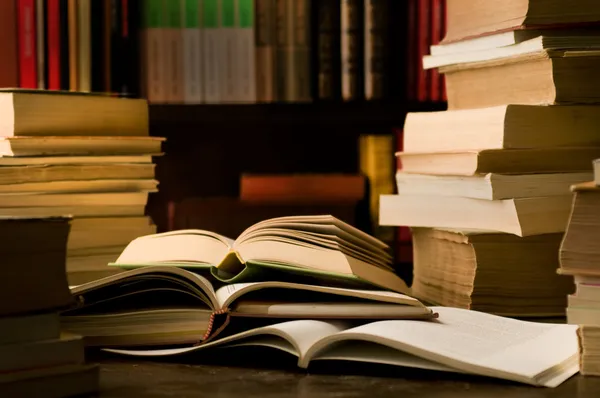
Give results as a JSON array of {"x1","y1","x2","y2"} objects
[{"x1": 149, "y1": 101, "x2": 447, "y2": 136}]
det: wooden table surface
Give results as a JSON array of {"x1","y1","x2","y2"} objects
[{"x1": 93, "y1": 349, "x2": 600, "y2": 398}]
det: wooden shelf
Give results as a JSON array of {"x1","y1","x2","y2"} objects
[{"x1": 149, "y1": 101, "x2": 447, "y2": 135}]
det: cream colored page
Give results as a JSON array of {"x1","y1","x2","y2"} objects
[
  {"x1": 105, "y1": 320, "x2": 349, "y2": 359},
  {"x1": 237, "y1": 215, "x2": 387, "y2": 250},
  {"x1": 235, "y1": 238, "x2": 352, "y2": 274},
  {"x1": 114, "y1": 231, "x2": 233, "y2": 265},
  {"x1": 214, "y1": 281, "x2": 422, "y2": 309},
  {"x1": 304, "y1": 307, "x2": 578, "y2": 386},
  {"x1": 235, "y1": 228, "x2": 392, "y2": 264}
]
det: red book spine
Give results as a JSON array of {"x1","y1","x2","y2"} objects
[
  {"x1": 122, "y1": 0, "x2": 129, "y2": 37},
  {"x1": 416, "y1": 0, "x2": 431, "y2": 102},
  {"x1": 429, "y1": 0, "x2": 442, "y2": 102},
  {"x1": 17, "y1": 0, "x2": 37, "y2": 88},
  {"x1": 47, "y1": 0, "x2": 61, "y2": 90},
  {"x1": 440, "y1": 0, "x2": 447, "y2": 102}
]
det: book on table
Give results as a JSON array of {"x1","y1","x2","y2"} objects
[
  {"x1": 107, "y1": 215, "x2": 408, "y2": 294},
  {"x1": 103, "y1": 306, "x2": 579, "y2": 388},
  {"x1": 61, "y1": 215, "x2": 426, "y2": 346},
  {"x1": 62, "y1": 265, "x2": 432, "y2": 347}
]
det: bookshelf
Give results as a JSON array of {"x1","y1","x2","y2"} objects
[{"x1": 0, "y1": 0, "x2": 448, "y2": 279}]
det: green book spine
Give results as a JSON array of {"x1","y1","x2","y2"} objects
[
  {"x1": 203, "y1": 0, "x2": 221, "y2": 102},
  {"x1": 236, "y1": 0, "x2": 256, "y2": 102},
  {"x1": 182, "y1": 0, "x2": 203, "y2": 103},
  {"x1": 143, "y1": 0, "x2": 167, "y2": 102}
]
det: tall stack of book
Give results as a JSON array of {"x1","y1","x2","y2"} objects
[
  {"x1": 0, "y1": 216, "x2": 98, "y2": 396},
  {"x1": 0, "y1": 90, "x2": 162, "y2": 285},
  {"x1": 380, "y1": 0, "x2": 600, "y2": 317},
  {"x1": 560, "y1": 160, "x2": 600, "y2": 376}
]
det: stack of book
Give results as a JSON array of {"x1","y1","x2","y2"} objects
[
  {"x1": 560, "y1": 159, "x2": 600, "y2": 376},
  {"x1": 380, "y1": 1, "x2": 600, "y2": 317},
  {"x1": 59, "y1": 215, "x2": 582, "y2": 387},
  {"x1": 0, "y1": 90, "x2": 162, "y2": 285},
  {"x1": 0, "y1": 216, "x2": 97, "y2": 396}
]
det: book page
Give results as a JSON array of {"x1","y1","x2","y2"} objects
[
  {"x1": 114, "y1": 230, "x2": 233, "y2": 266},
  {"x1": 235, "y1": 228, "x2": 392, "y2": 267},
  {"x1": 232, "y1": 302, "x2": 432, "y2": 319},
  {"x1": 237, "y1": 215, "x2": 388, "y2": 250},
  {"x1": 105, "y1": 320, "x2": 350, "y2": 360},
  {"x1": 70, "y1": 266, "x2": 220, "y2": 310},
  {"x1": 214, "y1": 281, "x2": 424, "y2": 310},
  {"x1": 302, "y1": 307, "x2": 579, "y2": 387},
  {"x1": 233, "y1": 240, "x2": 409, "y2": 294},
  {"x1": 313, "y1": 341, "x2": 459, "y2": 373}
]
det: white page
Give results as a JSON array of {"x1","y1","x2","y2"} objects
[
  {"x1": 105, "y1": 320, "x2": 349, "y2": 360},
  {"x1": 214, "y1": 281, "x2": 423, "y2": 309},
  {"x1": 302, "y1": 307, "x2": 579, "y2": 387},
  {"x1": 313, "y1": 341, "x2": 460, "y2": 373}
]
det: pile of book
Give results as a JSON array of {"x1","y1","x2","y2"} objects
[
  {"x1": 0, "y1": 90, "x2": 162, "y2": 285},
  {"x1": 0, "y1": 216, "x2": 97, "y2": 396},
  {"x1": 380, "y1": 0, "x2": 600, "y2": 317},
  {"x1": 560, "y1": 159, "x2": 600, "y2": 376},
  {"x1": 59, "y1": 215, "x2": 581, "y2": 387}
]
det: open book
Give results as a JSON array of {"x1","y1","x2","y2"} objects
[
  {"x1": 110, "y1": 215, "x2": 409, "y2": 294},
  {"x1": 104, "y1": 307, "x2": 579, "y2": 388},
  {"x1": 61, "y1": 266, "x2": 432, "y2": 347}
]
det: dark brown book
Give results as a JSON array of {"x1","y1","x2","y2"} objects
[
  {"x1": 341, "y1": 0, "x2": 364, "y2": 101},
  {"x1": 0, "y1": 217, "x2": 73, "y2": 316},
  {"x1": 0, "y1": 1, "x2": 19, "y2": 87}
]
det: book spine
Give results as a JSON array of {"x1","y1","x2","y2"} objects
[
  {"x1": 274, "y1": 0, "x2": 288, "y2": 101},
  {"x1": 255, "y1": 0, "x2": 276, "y2": 102},
  {"x1": 36, "y1": 0, "x2": 46, "y2": 89},
  {"x1": 90, "y1": 0, "x2": 105, "y2": 92},
  {"x1": 440, "y1": 0, "x2": 447, "y2": 102},
  {"x1": 103, "y1": 0, "x2": 111, "y2": 92},
  {"x1": 68, "y1": 0, "x2": 78, "y2": 90},
  {"x1": 143, "y1": 0, "x2": 166, "y2": 102},
  {"x1": 341, "y1": 0, "x2": 364, "y2": 101},
  {"x1": 429, "y1": 0, "x2": 442, "y2": 102},
  {"x1": 236, "y1": 0, "x2": 256, "y2": 103},
  {"x1": 220, "y1": 0, "x2": 237, "y2": 102},
  {"x1": 164, "y1": 0, "x2": 184, "y2": 103},
  {"x1": 292, "y1": 0, "x2": 310, "y2": 102},
  {"x1": 47, "y1": 0, "x2": 61, "y2": 90},
  {"x1": 17, "y1": 0, "x2": 37, "y2": 89},
  {"x1": 416, "y1": 0, "x2": 430, "y2": 102},
  {"x1": 122, "y1": 0, "x2": 141, "y2": 96},
  {"x1": 0, "y1": 0, "x2": 19, "y2": 88},
  {"x1": 77, "y1": 0, "x2": 91, "y2": 92},
  {"x1": 316, "y1": 0, "x2": 341, "y2": 100},
  {"x1": 58, "y1": 0, "x2": 70, "y2": 90},
  {"x1": 203, "y1": 0, "x2": 221, "y2": 102},
  {"x1": 364, "y1": 0, "x2": 389, "y2": 100},
  {"x1": 110, "y1": 0, "x2": 121, "y2": 94},
  {"x1": 182, "y1": 0, "x2": 203, "y2": 104}
]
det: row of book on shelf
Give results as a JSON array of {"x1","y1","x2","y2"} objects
[{"x1": 0, "y1": 0, "x2": 446, "y2": 104}]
